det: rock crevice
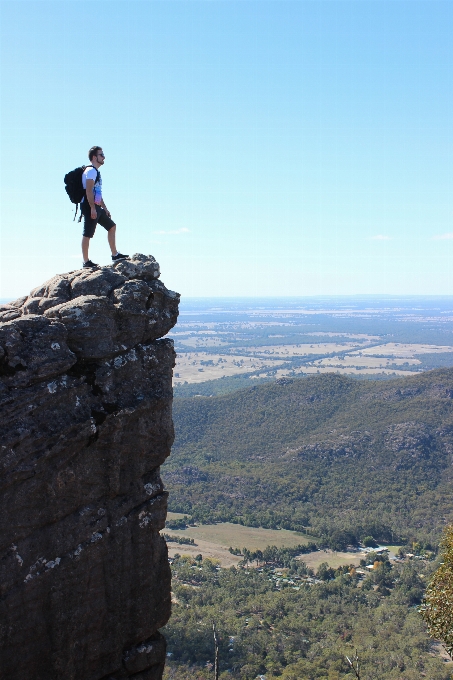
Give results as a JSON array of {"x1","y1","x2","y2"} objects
[{"x1": 0, "y1": 255, "x2": 179, "y2": 680}]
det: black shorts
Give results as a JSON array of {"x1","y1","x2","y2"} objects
[{"x1": 81, "y1": 201, "x2": 115, "y2": 238}]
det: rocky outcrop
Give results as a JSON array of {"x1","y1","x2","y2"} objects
[{"x1": 0, "y1": 255, "x2": 179, "y2": 680}]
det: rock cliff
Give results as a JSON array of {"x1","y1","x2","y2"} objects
[{"x1": 0, "y1": 255, "x2": 179, "y2": 680}]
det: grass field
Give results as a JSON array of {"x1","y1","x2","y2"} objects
[
  {"x1": 174, "y1": 353, "x2": 288, "y2": 384},
  {"x1": 164, "y1": 520, "x2": 317, "y2": 566},
  {"x1": 300, "y1": 550, "x2": 362, "y2": 570},
  {"x1": 358, "y1": 343, "x2": 453, "y2": 357},
  {"x1": 163, "y1": 521, "x2": 400, "y2": 569},
  {"x1": 164, "y1": 522, "x2": 315, "y2": 550},
  {"x1": 166, "y1": 538, "x2": 242, "y2": 567},
  {"x1": 318, "y1": 356, "x2": 420, "y2": 368},
  {"x1": 166, "y1": 511, "x2": 190, "y2": 520},
  {"x1": 238, "y1": 342, "x2": 361, "y2": 357}
]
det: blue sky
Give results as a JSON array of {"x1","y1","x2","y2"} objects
[{"x1": 1, "y1": 0, "x2": 453, "y2": 298}]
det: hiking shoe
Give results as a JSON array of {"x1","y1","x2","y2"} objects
[
  {"x1": 83, "y1": 259, "x2": 99, "y2": 269},
  {"x1": 112, "y1": 252, "x2": 128, "y2": 261}
]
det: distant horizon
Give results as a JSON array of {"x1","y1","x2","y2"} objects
[
  {"x1": 4, "y1": 293, "x2": 453, "y2": 305},
  {"x1": 180, "y1": 294, "x2": 453, "y2": 300}
]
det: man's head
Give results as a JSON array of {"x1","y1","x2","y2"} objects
[{"x1": 88, "y1": 146, "x2": 105, "y2": 166}]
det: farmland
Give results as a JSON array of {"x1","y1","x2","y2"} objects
[{"x1": 169, "y1": 297, "x2": 453, "y2": 395}]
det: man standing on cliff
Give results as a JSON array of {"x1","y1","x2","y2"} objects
[{"x1": 81, "y1": 146, "x2": 128, "y2": 269}]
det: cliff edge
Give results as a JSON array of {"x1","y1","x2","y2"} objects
[{"x1": 0, "y1": 255, "x2": 179, "y2": 680}]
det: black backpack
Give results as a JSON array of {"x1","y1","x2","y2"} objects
[{"x1": 64, "y1": 164, "x2": 99, "y2": 220}]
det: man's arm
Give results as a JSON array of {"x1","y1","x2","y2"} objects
[
  {"x1": 100, "y1": 198, "x2": 111, "y2": 217},
  {"x1": 86, "y1": 179, "x2": 97, "y2": 219}
]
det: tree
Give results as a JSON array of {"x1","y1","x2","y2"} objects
[
  {"x1": 345, "y1": 650, "x2": 361, "y2": 679},
  {"x1": 420, "y1": 525, "x2": 453, "y2": 659},
  {"x1": 316, "y1": 562, "x2": 335, "y2": 581},
  {"x1": 363, "y1": 536, "x2": 378, "y2": 548},
  {"x1": 212, "y1": 622, "x2": 219, "y2": 680}
]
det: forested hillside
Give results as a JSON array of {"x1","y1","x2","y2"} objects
[
  {"x1": 163, "y1": 554, "x2": 450, "y2": 680},
  {"x1": 165, "y1": 369, "x2": 453, "y2": 547}
]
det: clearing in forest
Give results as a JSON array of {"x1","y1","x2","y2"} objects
[{"x1": 164, "y1": 522, "x2": 315, "y2": 550}]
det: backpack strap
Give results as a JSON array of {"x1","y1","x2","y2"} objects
[{"x1": 85, "y1": 164, "x2": 100, "y2": 184}]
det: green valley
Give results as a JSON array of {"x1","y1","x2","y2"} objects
[{"x1": 165, "y1": 369, "x2": 453, "y2": 550}]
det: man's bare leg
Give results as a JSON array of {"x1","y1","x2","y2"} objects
[
  {"x1": 82, "y1": 236, "x2": 90, "y2": 263},
  {"x1": 108, "y1": 225, "x2": 118, "y2": 256}
]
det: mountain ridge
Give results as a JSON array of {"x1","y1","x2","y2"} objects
[{"x1": 165, "y1": 369, "x2": 453, "y2": 547}]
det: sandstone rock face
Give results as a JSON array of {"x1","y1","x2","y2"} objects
[{"x1": 0, "y1": 255, "x2": 179, "y2": 680}]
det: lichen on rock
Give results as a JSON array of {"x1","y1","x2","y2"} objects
[{"x1": 0, "y1": 255, "x2": 179, "y2": 680}]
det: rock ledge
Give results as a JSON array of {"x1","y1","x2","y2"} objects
[{"x1": 0, "y1": 255, "x2": 179, "y2": 680}]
